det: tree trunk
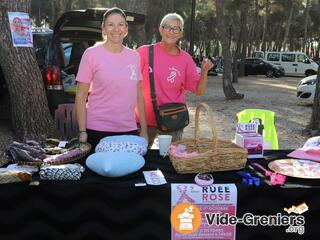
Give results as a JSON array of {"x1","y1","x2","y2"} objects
[
  {"x1": 307, "y1": 65, "x2": 320, "y2": 135},
  {"x1": 317, "y1": 39, "x2": 320, "y2": 58},
  {"x1": 145, "y1": 0, "x2": 164, "y2": 43},
  {"x1": 0, "y1": 0, "x2": 54, "y2": 142},
  {"x1": 231, "y1": 1, "x2": 243, "y2": 83},
  {"x1": 303, "y1": 0, "x2": 311, "y2": 53},
  {"x1": 205, "y1": 42, "x2": 211, "y2": 57},
  {"x1": 125, "y1": 0, "x2": 147, "y2": 47},
  {"x1": 215, "y1": 0, "x2": 244, "y2": 100},
  {"x1": 35, "y1": 0, "x2": 41, "y2": 26},
  {"x1": 247, "y1": 0, "x2": 258, "y2": 57},
  {"x1": 252, "y1": 0, "x2": 260, "y2": 52},
  {"x1": 239, "y1": 0, "x2": 249, "y2": 77},
  {"x1": 232, "y1": 0, "x2": 248, "y2": 83},
  {"x1": 56, "y1": 0, "x2": 69, "y2": 21},
  {"x1": 261, "y1": 0, "x2": 269, "y2": 51},
  {"x1": 66, "y1": 0, "x2": 73, "y2": 11},
  {"x1": 282, "y1": 0, "x2": 294, "y2": 51},
  {"x1": 49, "y1": 1, "x2": 56, "y2": 28}
]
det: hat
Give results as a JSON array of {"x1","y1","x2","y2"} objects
[{"x1": 287, "y1": 136, "x2": 320, "y2": 161}]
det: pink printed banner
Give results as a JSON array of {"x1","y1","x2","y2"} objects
[{"x1": 171, "y1": 184, "x2": 237, "y2": 240}]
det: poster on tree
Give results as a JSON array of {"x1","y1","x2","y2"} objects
[{"x1": 8, "y1": 12, "x2": 33, "y2": 47}]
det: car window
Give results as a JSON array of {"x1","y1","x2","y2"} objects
[
  {"x1": 69, "y1": 42, "x2": 88, "y2": 64},
  {"x1": 63, "y1": 43, "x2": 73, "y2": 66},
  {"x1": 33, "y1": 35, "x2": 50, "y2": 49},
  {"x1": 32, "y1": 28, "x2": 52, "y2": 50},
  {"x1": 252, "y1": 52, "x2": 264, "y2": 59},
  {"x1": 253, "y1": 59, "x2": 262, "y2": 64},
  {"x1": 33, "y1": 33, "x2": 52, "y2": 68},
  {"x1": 267, "y1": 53, "x2": 280, "y2": 61},
  {"x1": 281, "y1": 54, "x2": 295, "y2": 62},
  {"x1": 297, "y1": 54, "x2": 309, "y2": 63}
]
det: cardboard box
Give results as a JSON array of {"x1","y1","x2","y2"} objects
[{"x1": 236, "y1": 132, "x2": 264, "y2": 158}]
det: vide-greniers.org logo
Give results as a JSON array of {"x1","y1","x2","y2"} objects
[{"x1": 205, "y1": 212, "x2": 305, "y2": 235}]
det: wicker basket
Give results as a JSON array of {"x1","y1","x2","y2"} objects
[{"x1": 169, "y1": 103, "x2": 247, "y2": 174}]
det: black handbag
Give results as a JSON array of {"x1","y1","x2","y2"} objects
[{"x1": 148, "y1": 45, "x2": 189, "y2": 132}]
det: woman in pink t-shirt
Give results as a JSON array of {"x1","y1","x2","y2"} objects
[
  {"x1": 137, "y1": 13, "x2": 213, "y2": 146},
  {"x1": 75, "y1": 7, "x2": 148, "y2": 149}
]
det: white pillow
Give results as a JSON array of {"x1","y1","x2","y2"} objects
[
  {"x1": 95, "y1": 135, "x2": 148, "y2": 156},
  {"x1": 86, "y1": 152, "x2": 145, "y2": 177}
]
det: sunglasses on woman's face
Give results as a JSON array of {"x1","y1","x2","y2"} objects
[{"x1": 162, "y1": 25, "x2": 181, "y2": 34}]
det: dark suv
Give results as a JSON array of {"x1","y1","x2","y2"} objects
[
  {"x1": 0, "y1": 27, "x2": 53, "y2": 118},
  {"x1": 1, "y1": 8, "x2": 145, "y2": 118},
  {"x1": 43, "y1": 8, "x2": 145, "y2": 115},
  {"x1": 243, "y1": 57, "x2": 285, "y2": 78}
]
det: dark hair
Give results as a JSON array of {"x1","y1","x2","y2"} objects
[{"x1": 102, "y1": 7, "x2": 127, "y2": 25}]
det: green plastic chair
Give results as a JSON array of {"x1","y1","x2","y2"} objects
[{"x1": 236, "y1": 109, "x2": 279, "y2": 149}]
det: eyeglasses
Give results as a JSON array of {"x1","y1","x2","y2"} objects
[{"x1": 162, "y1": 25, "x2": 182, "y2": 34}]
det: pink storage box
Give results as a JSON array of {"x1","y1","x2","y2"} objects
[{"x1": 236, "y1": 132, "x2": 264, "y2": 159}]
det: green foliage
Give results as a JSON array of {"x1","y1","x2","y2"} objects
[{"x1": 30, "y1": 0, "x2": 320, "y2": 57}]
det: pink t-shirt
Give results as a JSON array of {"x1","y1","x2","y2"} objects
[
  {"x1": 137, "y1": 42, "x2": 200, "y2": 126},
  {"x1": 76, "y1": 44, "x2": 142, "y2": 132}
]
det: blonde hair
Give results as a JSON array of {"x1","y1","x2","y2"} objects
[{"x1": 159, "y1": 13, "x2": 184, "y2": 32}]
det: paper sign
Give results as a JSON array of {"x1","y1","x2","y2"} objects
[
  {"x1": 171, "y1": 184, "x2": 237, "y2": 240},
  {"x1": 236, "y1": 123, "x2": 258, "y2": 133},
  {"x1": 143, "y1": 170, "x2": 167, "y2": 185},
  {"x1": 8, "y1": 12, "x2": 33, "y2": 47}
]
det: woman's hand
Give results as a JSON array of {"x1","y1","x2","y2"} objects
[
  {"x1": 195, "y1": 58, "x2": 214, "y2": 96},
  {"x1": 140, "y1": 129, "x2": 149, "y2": 143},
  {"x1": 75, "y1": 82, "x2": 90, "y2": 142},
  {"x1": 201, "y1": 58, "x2": 214, "y2": 73},
  {"x1": 79, "y1": 131, "x2": 88, "y2": 143}
]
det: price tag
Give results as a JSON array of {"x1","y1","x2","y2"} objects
[{"x1": 58, "y1": 141, "x2": 68, "y2": 148}]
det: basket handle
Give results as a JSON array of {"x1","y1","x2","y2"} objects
[{"x1": 194, "y1": 103, "x2": 217, "y2": 150}]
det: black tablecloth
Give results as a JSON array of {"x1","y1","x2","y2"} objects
[{"x1": 0, "y1": 150, "x2": 319, "y2": 240}]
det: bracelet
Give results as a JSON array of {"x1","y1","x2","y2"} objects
[{"x1": 79, "y1": 131, "x2": 87, "y2": 133}]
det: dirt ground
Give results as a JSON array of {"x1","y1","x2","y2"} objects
[
  {"x1": 184, "y1": 74, "x2": 311, "y2": 149},
  {"x1": 0, "y1": 74, "x2": 313, "y2": 166}
]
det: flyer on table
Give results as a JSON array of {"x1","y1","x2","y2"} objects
[{"x1": 171, "y1": 183, "x2": 237, "y2": 240}]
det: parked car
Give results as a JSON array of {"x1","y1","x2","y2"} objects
[
  {"x1": 243, "y1": 57, "x2": 285, "y2": 78},
  {"x1": 0, "y1": 8, "x2": 145, "y2": 119},
  {"x1": 43, "y1": 8, "x2": 145, "y2": 115},
  {"x1": 0, "y1": 27, "x2": 53, "y2": 119},
  {"x1": 33, "y1": 27, "x2": 53, "y2": 69},
  {"x1": 297, "y1": 74, "x2": 318, "y2": 104},
  {"x1": 253, "y1": 51, "x2": 318, "y2": 76}
]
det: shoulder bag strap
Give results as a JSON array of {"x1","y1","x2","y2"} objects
[{"x1": 148, "y1": 45, "x2": 162, "y2": 125}]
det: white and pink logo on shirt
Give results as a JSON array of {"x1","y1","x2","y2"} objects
[
  {"x1": 167, "y1": 67, "x2": 181, "y2": 83},
  {"x1": 127, "y1": 64, "x2": 138, "y2": 81}
]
